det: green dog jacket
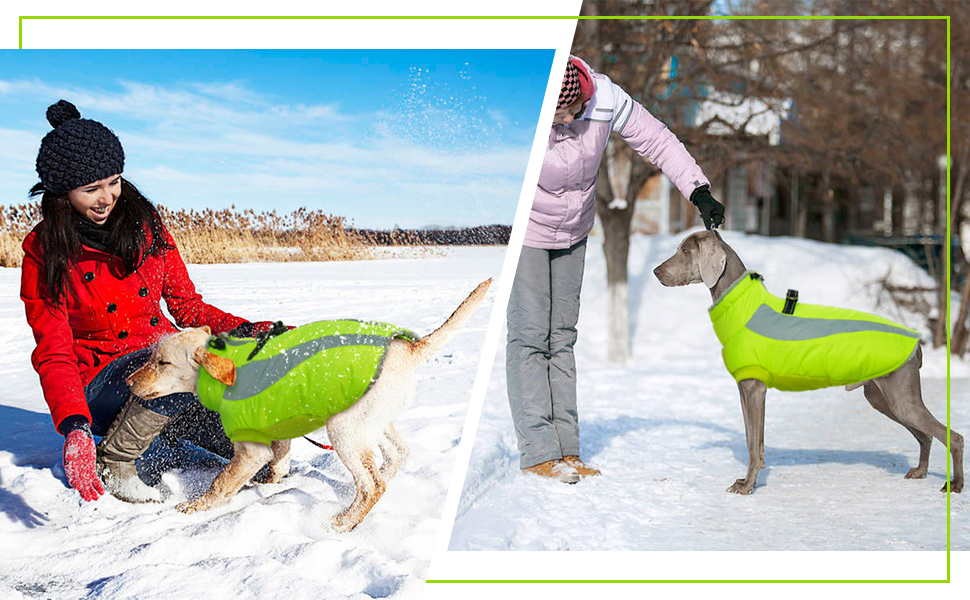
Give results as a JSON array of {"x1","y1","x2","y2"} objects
[
  {"x1": 197, "y1": 320, "x2": 418, "y2": 445},
  {"x1": 708, "y1": 271, "x2": 920, "y2": 391}
]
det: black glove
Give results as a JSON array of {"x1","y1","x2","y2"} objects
[
  {"x1": 690, "y1": 185, "x2": 725, "y2": 230},
  {"x1": 57, "y1": 414, "x2": 92, "y2": 436},
  {"x1": 228, "y1": 321, "x2": 291, "y2": 338}
]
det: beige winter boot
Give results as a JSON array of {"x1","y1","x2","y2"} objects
[
  {"x1": 96, "y1": 397, "x2": 172, "y2": 503},
  {"x1": 521, "y1": 459, "x2": 580, "y2": 484},
  {"x1": 562, "y1": 455, "x2": 601, "y2": 477}
]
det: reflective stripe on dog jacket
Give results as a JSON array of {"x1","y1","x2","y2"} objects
[
  {"x1": 708, "y1": 272, "x2": 920, "y2": 391},
  {"x1": 197, "y1": 320, "x2": 418, "y2": 445}
]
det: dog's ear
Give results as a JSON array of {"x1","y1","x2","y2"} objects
[
  {"x1": 697, "y1": 232, "x2": 727, "y2": 288},
  {"x1": 193, "y1": 347, "x2": 236, "y2": 386},
  {"x1": 201, "y1": 325, "x2": 212, "y2": 335},
  {"x1": 126, "y1": 362, "x2": 149, "y2": 388}
]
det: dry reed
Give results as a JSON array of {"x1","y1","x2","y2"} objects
[
  {"x1": 157, "y1": 205, "x2": 376, "y2": 264},
  {"x1": 0, "y1": 203, "x2": 396, "y2": 268},
  {"x1": 0, "y1": 202, "x2": 39, "y2": 268}
]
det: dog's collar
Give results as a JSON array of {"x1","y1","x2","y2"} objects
[
  {"x1": 709, "y1": 270, "x2": 762, "y2": 313},
  {"x1": 708, "y1": 273, "x2": 769, "y2": 347}
]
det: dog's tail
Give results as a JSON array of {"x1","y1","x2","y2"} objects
[{"x1": 408, "y1": 278, "x2": 492, "y2": 362}]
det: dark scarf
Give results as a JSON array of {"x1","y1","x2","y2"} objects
[{"x1": 73, "y1": 212, "x2": 113, "y2": 253}]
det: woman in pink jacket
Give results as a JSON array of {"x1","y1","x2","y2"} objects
[{"x1": 507, "y1": 57, "x2": 724, "y2": 482}]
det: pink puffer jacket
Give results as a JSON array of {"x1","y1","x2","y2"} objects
[{"x1": 526, "y1": 57, "x2": 710, "y2": 250}]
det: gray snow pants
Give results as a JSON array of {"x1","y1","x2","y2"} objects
[{"x1": 506, "y1": 239, "x2": 586, "y2": 469}]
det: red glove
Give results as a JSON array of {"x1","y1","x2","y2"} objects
[{"x1": 63, "y1": 428, "x2": 105, "y2": 501}]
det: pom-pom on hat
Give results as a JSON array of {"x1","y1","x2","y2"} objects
[{"x1": 35, "y1": 100, "x2": 125, "y2": 195}]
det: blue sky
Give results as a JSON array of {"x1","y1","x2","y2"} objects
[{"x1": 0, "y1": 50, "x2": 553, "y2": 228}]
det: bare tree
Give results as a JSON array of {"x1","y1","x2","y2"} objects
[
  {"x1": 574, "y1": 0, "x2": 713, "y2": 363},
  {"x1": 574, "y1": 0, "x2": 951, "y2": 354},
  {"x1": 937, "y1": 1, "x2": 970, "y2": 354},
  {"x1": 747, "y1": 2, "x2": 949, "y2": 346}
]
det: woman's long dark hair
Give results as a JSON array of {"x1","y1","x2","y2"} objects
[{"x1": 28, "y1": 178, "x2": 172, "y2": 306}]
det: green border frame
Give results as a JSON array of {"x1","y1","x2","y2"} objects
[{"x1": 16, "y1": 11, "x2": 954, "y2": 585}]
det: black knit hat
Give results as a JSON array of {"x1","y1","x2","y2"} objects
[{"x1": 35, "y1": 100, "x2": 125, "y2": 195}]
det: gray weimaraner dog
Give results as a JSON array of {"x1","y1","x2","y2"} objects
[{"x1": 654, "y1": 230, "x2": 964, "y2": 495}]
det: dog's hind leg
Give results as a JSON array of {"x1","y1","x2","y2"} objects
[
  {"x1": 378, "y1": 423, "x2": 409, "y2": 481},
  {"x1": 331, "y1": 449, "x2": 385, "y2": 533},
  {"x1": 328, "y1": 419, "x2": 387, "y2": 532},
  {"x1": 862, "y1": 381, "x2": 932, "y2": 479},
  {"x1": 875, "y1": 358, "x2": 964, "y2": 493},
  {"x1": 728, "y1": 379, "x2": 766, "y2": 495},
  {"x1": 178, "y1": 441, "x2": 273, "y2": 513}
]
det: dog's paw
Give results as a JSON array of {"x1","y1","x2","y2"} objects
[
  {"x1": 726, "y1": 478, "x2": 755, "y2": 495},
  {"x1": 264, "y1": 473, "x2": 287, "y2": 485},
  {"x1": 251, "y1": 470, "x2": 286, "y2": 485},
  {"x1": 177, "y1": 498, "x2": 210, "y2": 514},
  {"x1": 940, "y1": 480, "x2": 964, "y2": 493},
  {"x1": 904, "y1": 467, "x2": 928, "y2": 479},
  {"x1": 379, "y1": 463, "x2": 402, "y2": 481},
  {"x1": 331, "y1": 512, "x2": 362, "y2": 533}
]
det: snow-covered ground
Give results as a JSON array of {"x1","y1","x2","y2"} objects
[
  {"x1": 450, "y1": 232, "x2": 968, "y2": 552},
  {"x1": 0, "y1": 246, "x2": 502, "y2": 600}
]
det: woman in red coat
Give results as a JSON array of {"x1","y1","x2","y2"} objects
[{"x1": 22, "y1": 100, "x2": 278, "y2": 503}]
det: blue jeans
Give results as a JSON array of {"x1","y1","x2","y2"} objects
[{"x1": 84, "y1": 348, "x2": 196, "y2": 437}]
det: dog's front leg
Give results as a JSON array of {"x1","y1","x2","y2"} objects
[
  {"x1": 178, "y1": 441, "x2": 273, "y2": 513},
  {"x1": 728, "y1": 379, "x2": 766, "y2": 495},
  {"x1": 264, "y1": 439, "x2": 292, "y2": 484}
]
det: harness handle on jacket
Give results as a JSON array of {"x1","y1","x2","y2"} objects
[
  {"x1": 783, "y1": 289, "x2": 799, "y2": 315},
  {"x1": 246, "y1": 321, "x2": 290, "y2": 361}
]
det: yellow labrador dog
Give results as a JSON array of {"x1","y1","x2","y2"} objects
[{"x1": 128, "y1": 280, "x2": 491, "y2": 532}]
